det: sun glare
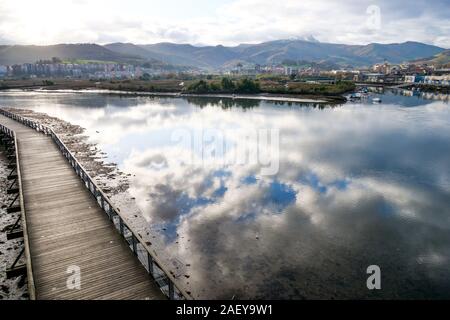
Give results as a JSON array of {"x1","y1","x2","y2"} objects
[{"x1": 2, "y1": 0, "x2": 108, "y2": 44}]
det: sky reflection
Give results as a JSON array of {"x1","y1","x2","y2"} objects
[{"x1": 1, "y1": 90, "x2": 450, "y2": 299}]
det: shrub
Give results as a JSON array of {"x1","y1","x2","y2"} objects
[
  {"x1": 221, "y1": 77, "x2": 235, "y2": 91},
  {"x1": 235, "y1": 78, "x2": 260, "y2": 93},
  {"x1": 42, "y1": 80, "x2": 54, "y2": 86},
  {"x1": 187, "y1": 80, "x2": 211, "y2": 93}
]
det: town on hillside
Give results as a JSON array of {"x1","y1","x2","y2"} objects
[{"x1": 0, "y1": 58, "x2": 448, "y2": 87}]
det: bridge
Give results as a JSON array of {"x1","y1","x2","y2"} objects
[{"x1": 0, "y1": 109, "x2": 190, "y2": 300}]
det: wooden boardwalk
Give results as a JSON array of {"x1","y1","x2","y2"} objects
[{"x1": 0, "y1": 114, "x2": 165, "y2": 300}]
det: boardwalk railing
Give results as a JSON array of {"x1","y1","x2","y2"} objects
[
  {"x1": 0, "y1": 108, "x2": 191, "y2": 300},
  {"x1": 0, "y1": 122, "x2": 36, "y2": 299}
]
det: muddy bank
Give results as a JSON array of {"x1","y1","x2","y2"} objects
[
  {"x1": 0, "y1": 149, "x2": 28, "y2": 300},
  {"x1": 37, "y1": 88, "x2": 342, "y2": 104},
  {"x1": 1, "y1": 79, "x2": 348, "y2": 104}
]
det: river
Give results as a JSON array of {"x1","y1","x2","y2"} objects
[{"x1": 0, "y1": 88, "x2": 449, "y2": 299}]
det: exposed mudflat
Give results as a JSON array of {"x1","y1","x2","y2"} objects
[{"x1": 0, "y1": 149, "x2": 28, "y2": 300}]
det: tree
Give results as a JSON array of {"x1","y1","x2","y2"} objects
[
  {"x1": 209, "y1": 82, "x2": 221, "y2": 91},
  {"x1": 187, "y1": 80, "x2": 210, "y2": 93},
  {"x1": 221, "y1": 77, "x2": 235, "y2": 91},
  {"x1": 236, "y1": 78, "x2": 260, "y2": 93},
  {"x1": 140, "y1": 73, "x2": 151, "y2": 81}
]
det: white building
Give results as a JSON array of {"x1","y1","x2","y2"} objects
[
  {"x1": 284, "y1": 66, "x2": 299, "y2": 76},
  {"x1": 423, "y1": 75, "x2": 450, "y2": 86},
  {"x1": 404, "y1": 75, "x2": 417, "y2": 83}
]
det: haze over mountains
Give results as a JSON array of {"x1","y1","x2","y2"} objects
[{"x1": 0, "y1": 39, "x2": 446, "y2": 70}]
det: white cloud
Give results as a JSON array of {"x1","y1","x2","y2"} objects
[{"x1": 0, "y1": 0, "x2": 448, "y2": 47}]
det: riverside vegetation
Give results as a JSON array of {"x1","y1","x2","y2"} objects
[{"x1": 0, "y1": 76, "x2": 355, "y2": 102}]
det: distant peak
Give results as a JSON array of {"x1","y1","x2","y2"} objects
[
  {"x1": 286, "y1": 35, "x2": 320, "y2": 43},
  {"x1": 305, "y1": 35, "x2": 320, "y2": 43}
]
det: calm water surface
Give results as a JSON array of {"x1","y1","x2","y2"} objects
[{"x1": 1, "y1": 89, "x2": 449, "y2": 299}]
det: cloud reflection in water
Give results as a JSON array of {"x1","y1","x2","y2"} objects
[{"x1": 2, "y1": 91, "x2": 450, "y2": 299}]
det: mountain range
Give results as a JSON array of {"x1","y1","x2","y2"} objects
[
  {"x1": 411, "y1": 49, "x2": 450, "y2": 67},
  {"x1": 0, "y1": 40, "x2": 446, "y2": 70}
]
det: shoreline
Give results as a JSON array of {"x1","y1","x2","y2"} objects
[
  {"x1": 1, "y1": 83, "x2": 347, "y2": 104},
  {"x1": 395, "y1": 83, "x2": 450, "y2": 94},
  {"x1": 35, "y1": 88, "x2": 335, "y2": 103}
]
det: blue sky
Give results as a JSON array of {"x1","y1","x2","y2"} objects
[{"x1": 0, "y1": 0, "x2": 448, "y2": 47}]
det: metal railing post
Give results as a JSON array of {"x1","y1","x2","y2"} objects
[
  {"x1": 131, "y1": 234, "x2": 137, "y2": 256},
  {"x1": 119, "y1": 217, "x2": 124, "y2": 235},
  {"x1": 168, "y1": 280, "x2": 175, "y2": 299},
  {"x1": 147, "y1": 252, "x2": 154, "y2": 275}
]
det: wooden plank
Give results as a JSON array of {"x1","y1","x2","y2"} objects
[{"x1": 40, "y1": 271, "x2": 157, "y2": 300}]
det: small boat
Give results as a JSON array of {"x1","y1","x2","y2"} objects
[
  {"x1": 347, "y1": 93, "x2": 362, "y2": 101},
  {"x1": 359, "y1": 87, "x2": 368, "y2": 94},
  {"x1": 372, "y1": 97, "x2": 382, "y2": 103}
]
